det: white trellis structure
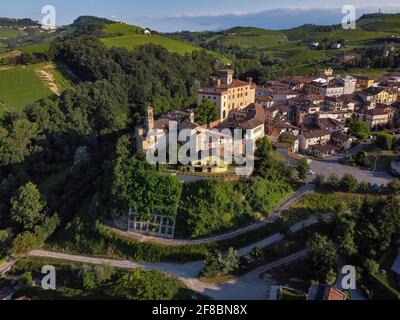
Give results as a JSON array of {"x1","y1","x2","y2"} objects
[{"x1": 127, "y1": 207, "x2": 176, "y2": 239}]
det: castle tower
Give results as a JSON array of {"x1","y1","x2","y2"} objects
[
  {"x1": 146, "y1": 106, "x2": 154, "y2": 131},
  {"x1": 219, "y1": 69, "x2": 234, "y2": 85}
]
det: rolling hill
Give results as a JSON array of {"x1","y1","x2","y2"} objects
[{"x1": 100, "y1": 22, "x2": 229, "y2": 62}]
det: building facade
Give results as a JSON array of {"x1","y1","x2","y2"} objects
[{"x1": 198, "y1": 70, "x2": 256, "y2": 120}]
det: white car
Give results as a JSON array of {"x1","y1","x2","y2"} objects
[{"x1": 308, "y1": 170, "x2": 315, "y2": 176}]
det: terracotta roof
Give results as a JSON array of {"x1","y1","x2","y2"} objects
[
  {"x1": 332, "y1": 131, "x2": 351, "y2": 141},
  {"x1": 307, "y1": 285, "x2": 346, "y2": 300},
  {"x1": 363, "y1": 86, "x2": 388, "y2": 96},
  {"x1": 324, "y1": 287, "x2": 346, "y2": 300},
  {"x1": 179, "y1": 120, "x2": 198, "y2": 130},
  {"x1": 200, "y1": 79, "x2": 255, "y2": 92},
  {"x1": 153, "y1": 118, "x2": 171, "y2": 130},
  {"x1": 217, "y1": 103, "x2": 265, "y2": 130},
  {"x1": 302, "y1": 129, "x2": 331, "y2": 139},
  {"x1": 310, "y1": 144, "x2": 336, "y2": 153},
  {"x1": 256, "y1": 95, "x2": 274, "y2": 102},
  {"x1": 319, "y1": 118, "x2": 340, "y2": 128}
]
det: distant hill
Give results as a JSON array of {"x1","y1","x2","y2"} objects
[
  {"x1": 168, "y1": 13, "x2": 400, "y2": 47},
  {"x1": 99, "y1": 22, "x2": 229, "y2": 62},
  {"x1": 358, "y1": 13, "x2": 400, "y2": 32},
  {"x1": 0, "y1": 17, "x2": 40, "y2": 27}
]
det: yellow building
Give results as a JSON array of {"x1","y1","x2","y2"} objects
[
  {"x1": 363, "y1": 87, "x2": 398, "y2": 104},
  {"x1": 355, "y1": 75, "x2": 375, "y2": 90},
  {"x1": 197, "y1": 70, "x2": 256, "y2": 120}
]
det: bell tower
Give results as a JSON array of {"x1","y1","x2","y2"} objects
[{"x1": 146, "y1": 106, "x2": 154, "y2": 131}]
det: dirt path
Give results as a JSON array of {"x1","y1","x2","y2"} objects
[{"x1": 35, "y1": 64, "x2": 60, "y2": 95}]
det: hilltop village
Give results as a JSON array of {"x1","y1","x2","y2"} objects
[{"x1": 136, "y1": 68, "x2": 400, "y2": 172}]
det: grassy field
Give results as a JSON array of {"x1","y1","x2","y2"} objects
[
  {"x1": 101, "y1": 34, "x2": 200, "y2": 54},
  {"x1": 359, "y1": 14, "x2": 400, "y2": 33},
  {"x1": 0, "y1": 63, "x2": 75, "y2": 116},
  {"x1": 103, "y1": 23, "x2": 143, "y2": 35},
  {"x1": 20, "y1": 43, "x2": 50, "y2": 55},
  {"x1": 283, "y1": 191, "x2": 383, "y2": 223},
  {"x1": 0, "y1": 65, "x2": 52, "y2": 115}
]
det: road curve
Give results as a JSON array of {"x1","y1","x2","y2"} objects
[{"x1": 107, "y1": 184, "x2": 315, "y2": 246}]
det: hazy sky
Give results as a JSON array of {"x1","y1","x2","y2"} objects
[{"x1": 1, "y1": 0, "x2": 400, "y2": 31}]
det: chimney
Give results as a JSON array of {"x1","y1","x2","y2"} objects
[
  {"x1": 246, "y1": 77, "x2": 253, "y2": 84},
  {"x1": 213, "y1": 77, "x2": 221, "y2": 87}
]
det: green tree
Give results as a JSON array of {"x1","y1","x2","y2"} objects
[
  {"x1": 327, "y1": 173, "x2": 340, "y2": 189},
  {"x1": 20, "y1": 272, "x2": 33, "y2": 287},
  {"x1": 203, "y1": 248, "x2": 239, "y2": 277},
  {"x1": 340, "y1": 174, "x2": 358, "y2": 192},
  {"x1": 355, "y1": 151, "x2": 371, "y2": 168},
  {"x1": 0, "y1": 119, "x2": 40, "y2": 166},
  {"x1": 389, "y1": 178, "x2": 400, "y2": 193},
  {"x1": 356, "y1": 196, "x2": 400, "y2": 258},
  {"x1": 296, "y1": 158, "x2": 310, "y2": 180},
  {"x1": 11, "y1": 182, "x2": 46, "y2": 230},
  {"x1": 111, "y1": 155, "x2": 182, "y2": 219},
  {"x1": 194, "y1": 100, "x2": 218, "y2": 125},
  {"x1": 11, "y1": 232, "x2": 40, "y2": 254},
  {"x1": 376, "y1": 133, "x2": 393, "y2": 150},
  {"x1": 307, "y1": 234, "x2": 338, "y2": 285},
  {"x1": 278, "y1": 133, "x2": 296, "y2": 147},
  {"x1": 313, "y1": 173, "x2": 325, "y2": 187},
  {"x1": 177, "y1": 180, "x2": 253, "y2": 238},
  {"x1": 81, "y1": 267, "x2": 97, "y2": 290},
  {"x1": 350, "y1": 121, "x2": 370, "y2": 140},
  {"x1": 113, "y1": 269, "x2": 182, "y2": 300},
  {"x1": 334, "y1": 212, "x2": 358, "y2": 256},
  {"x1": 254, "y1": 137, "x2": 290, "y2": 180}
]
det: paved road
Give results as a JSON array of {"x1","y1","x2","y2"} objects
[
  {"x1": 107, "y1": 184, "x2": 315, "y2": 246},
  {"x1": 309, "y1": 158, "x2": 393, "y2": 185},
  {"x1": 0, "y1": 257, "x2": 15, "y2": 276},
  {"x1": 28, "y1": 213, "x2": 331, "y2": 300},
  {"x1": 257, "y1": 249, "x2": 309, "y2": 277},
  {"x1": 28, "y1": 249, "x2": 310, "y2": 300}
]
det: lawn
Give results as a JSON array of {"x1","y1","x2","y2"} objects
[{"x1": 0, "y1": 65, "x2": 53, "y2": 115}]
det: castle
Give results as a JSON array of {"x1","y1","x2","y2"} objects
[{"x1": 197, "y1": 69, "x2": 256, "y2": 120}]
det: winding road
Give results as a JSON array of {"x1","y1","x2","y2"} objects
[
  {"x1": 107, "y1": 184, "x2": 315, "y2": 246},
  {"x1": 26, "y1": 213, "x2": 331, "y2": 300}
]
